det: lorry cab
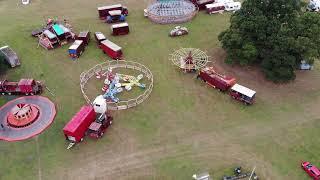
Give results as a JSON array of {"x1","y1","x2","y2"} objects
[
  {"x1": 94, "y1": 32, "x2": 107, "y2": 45},
  {"x1": 87, "y1": 113, "x2": 113, "y2": 139},
  {"x1": 229, "y1": 83, "x2": 256, "y2": 105}
]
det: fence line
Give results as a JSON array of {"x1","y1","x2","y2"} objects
[{"x1": 80, "y1": 60, "x2": 154, "y2": 111}]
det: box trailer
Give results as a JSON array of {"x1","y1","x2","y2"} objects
[
  {"x1": 206, "y1": 3, "x2": 225, "y2": 14},
  {"x1": 100, "y1": 39, "x2": 122, "y2": 59},
  {"x1": 229, "y1": 83, "x2": 256, "y2": 105},
  {"x1": 197, "y1": 66, "x2": 236, "y2": 91},
  {"x1": 63, "y1": 105, "x2": 96, "y2": 143},
  {"x1": 94, "y1": 32, "x2": 107, "y2": 45},
  {"x1": 111, "y1": 22, "x2": 129, "y2": 36},
  {"x1": 98, "y1": 4, "x2": 128, "y2": 19},
  {"x1": 68, "y1": 40, "x2": 85, "y2": 58},
  {"x1": 77, "y1": 31, "x2": 90, "y2": 45}
]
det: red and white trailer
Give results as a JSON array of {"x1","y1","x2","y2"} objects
[
  {"x1": 77, "y1": 31, "x2": 90, "y2": 45},
  {"x1": 229, "y1": 84, "x2": 256, "y2": 105},
  {"x1": 94, "y1": 32, "x2": 107, "y2": 45},
  {"x1": 98, "y1": 4, "x2": 128, "y2": 19},
  {"x1": 68, "y1": 40, "x2": 85, "y2": 58},
  {"x1": 111, "y1": 22, "x2": 129, "y2": 36},
  {"x1": 100, "y1": 39, "x2": 123, "y2": 59},
  {"x1": 206, "y1": 3, "x2": 225, "y2": 14}
]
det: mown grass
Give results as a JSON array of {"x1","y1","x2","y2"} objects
[{"x1": 0, "y1": 0, "x2": 319, "y2": 180}]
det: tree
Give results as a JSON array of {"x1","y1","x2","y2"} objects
[{"x1": 218, "y1": 0, "x2": 320, "y2": 82}]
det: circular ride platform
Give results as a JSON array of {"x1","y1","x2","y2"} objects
[{"x1": 0, "y1": 96, "x2": 56, "y2": 142}]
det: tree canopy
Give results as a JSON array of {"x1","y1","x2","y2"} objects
[{"x1": 218, "y1": 0, "x2": 320, "y2": 82}]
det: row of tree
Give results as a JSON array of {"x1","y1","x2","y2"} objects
[{"x1": 219, "y1": 0, "x2": 320, "y2": 82}]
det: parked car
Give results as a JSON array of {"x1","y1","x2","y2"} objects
[
  {"x1": 169, "y1": 26, "x2": 189, "y2": 37},
  {"x1": 302, "y1": 161, "x2": 320, "y2": 180},
  {"x1": 299, "y1": 60, "x2": 313, "y2": 70}
]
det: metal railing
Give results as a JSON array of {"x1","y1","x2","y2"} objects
[{"x1": 80, "y1": 60, "x2": 154, "y2": 110}]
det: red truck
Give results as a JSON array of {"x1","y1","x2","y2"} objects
[
  {"x1": 302, "y1": 161, "x2": 320, "y2": 180},
  {"x1": 111, "y1": 22, "x2": 129, "y2": 36},
  {"x1": 98, "y1": 4, "x2": 128, "y2": 19},
  {"x1": 197, "y1": 66, "x2": 236, "y2": 91},
  {"x1": 100, "y1": 39, "x2": 123, "y2": 59},
  {"x1": 197, "y1": 66, "x2": 256, "y2": 105},
  {"x1": 68, "y1": 40, "x2": 85, "y2": 58},
  {"x1": 63, "y1": 105, "x2": 113, "y2": 143},
  {"x1": 0, "y1": 79, "x2": 42, "y2": 95}
]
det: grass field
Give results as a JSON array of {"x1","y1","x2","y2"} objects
[{"x1": 0, "y1": 0, "x2": 319, "y2": 180}]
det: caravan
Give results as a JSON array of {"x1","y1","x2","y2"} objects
[{"x1": 224, "y1": 1, "x2": 241, "y2": 12}]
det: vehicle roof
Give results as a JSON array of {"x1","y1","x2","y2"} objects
[
  {"x1": 88, "y1": 122, "x2": 102, "y2": 131},
  {"x1": 78, "y1": 31, "x2": 89, "y2": 37},
  {"x1": 231, "y1": 83, "x2": 256, "y2": 98},
  {"x1": 69, "y1": 40, "x2": 83, "y2": 50},
  {"x1": 206, "y1": 2, "x2": 225, "y2": 8},
  {"x1": 63, "y1": 105, "x2": 94, "y2": 133},
  {"x1": 101, "y1": 39, "x2": 122, "y2": 51},
  {"x1": 112, "y1": 22, "x2": 129, "y2": 29},
  {"x1": 109, "y1": 10, "x2": 122, "y2": 16},
  {"x1": 95, "y1": 32, "x2": 106, "y2": 40},
  {"x1": 59, "y1": 24, "x2": 70, "y2": 33},
  {"x1": 43, "y1": 30, "x2": 57, "y2": 39},
  {"x1": 18, "y1": 79, "x2": 34, "y2": 86},
  {"x1": 98, "y1": 4, "x2": 122, "y2": 10},
  {"x1": 52, "y1": 24, "x2": 64, "y2": 36}
]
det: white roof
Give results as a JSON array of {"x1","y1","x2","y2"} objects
[
  {"x1": 231, "y1": 84, "x2": 256, "y2": 98},
  {"x1": 206, "y1": 3, "x2": 225, "y2": 8},
  {"x1": 95, "y1": 32, "x2": 106, "y2": 40},
  {"x1": 98, "y1": 4, "x2": 122, "y2": 10},
  {"x1": 69, "y1": 40, "x2": 83, "y2": 50},
  {"x1": 101, "y1": 39, "x2": 122, "y2": 51},
  {"x1": 112, "y1": 22, "x2": 129, "y2": 29},
  {"x1": 109, "y1": 10, "x2": 122, "y2": 16}
]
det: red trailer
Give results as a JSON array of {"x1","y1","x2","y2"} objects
[
  {"x1": 206, "y1": 3, "x2": 225, "y2": 14},
  {"x1": 77, "y1": 31, "x2": 90, "y2": 45},
  {"x1": 98, "y1": 4, "x2": 128, "y2": 19},
  {"x1": 63, "y1": 105, "x2": 96, "y2": 143},
  {"x1": 94, "y1": 32, "x2": 107, "y2": 45},
  {"x1": 0, "y1": 79, "x2": 42, "y2": 95},
  {"x1": 111, "y1": 22, "x2": 129, "y2": 36},
  {"x1": 68, "y1": 40, "x2": 85, "y2": 59},
  {"x1": 197, "y1": 67, "x2": 236, "y2": 91},
  {"x1": 100, "y1": 39, "x2": 122, "y2": 59},
  {"x1": 191, "y1": 0, "x2": 215, "y2": 10},
  {"x1": 229, "y1": 84, "x2": 256, "y2": 105}
]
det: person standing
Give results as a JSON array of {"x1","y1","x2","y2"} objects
[{"x1": 1, "y1": 123, "x2": 5, "y2": 131}]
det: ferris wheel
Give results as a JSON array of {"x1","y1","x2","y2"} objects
[{"x1": 170, "y1": 48, "x2": 209, "y2": 72}]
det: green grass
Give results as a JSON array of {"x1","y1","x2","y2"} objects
[{"x1": 0, "y1": 0, "x2": 319, "y2": 180}]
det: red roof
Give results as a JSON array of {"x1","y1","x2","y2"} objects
[
  {"x1": 18, "y1": 79, "x2": 34, "y2": 86},
  {"x1": 63, "y1": 106, "x2": 95, "y2": 133}
]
